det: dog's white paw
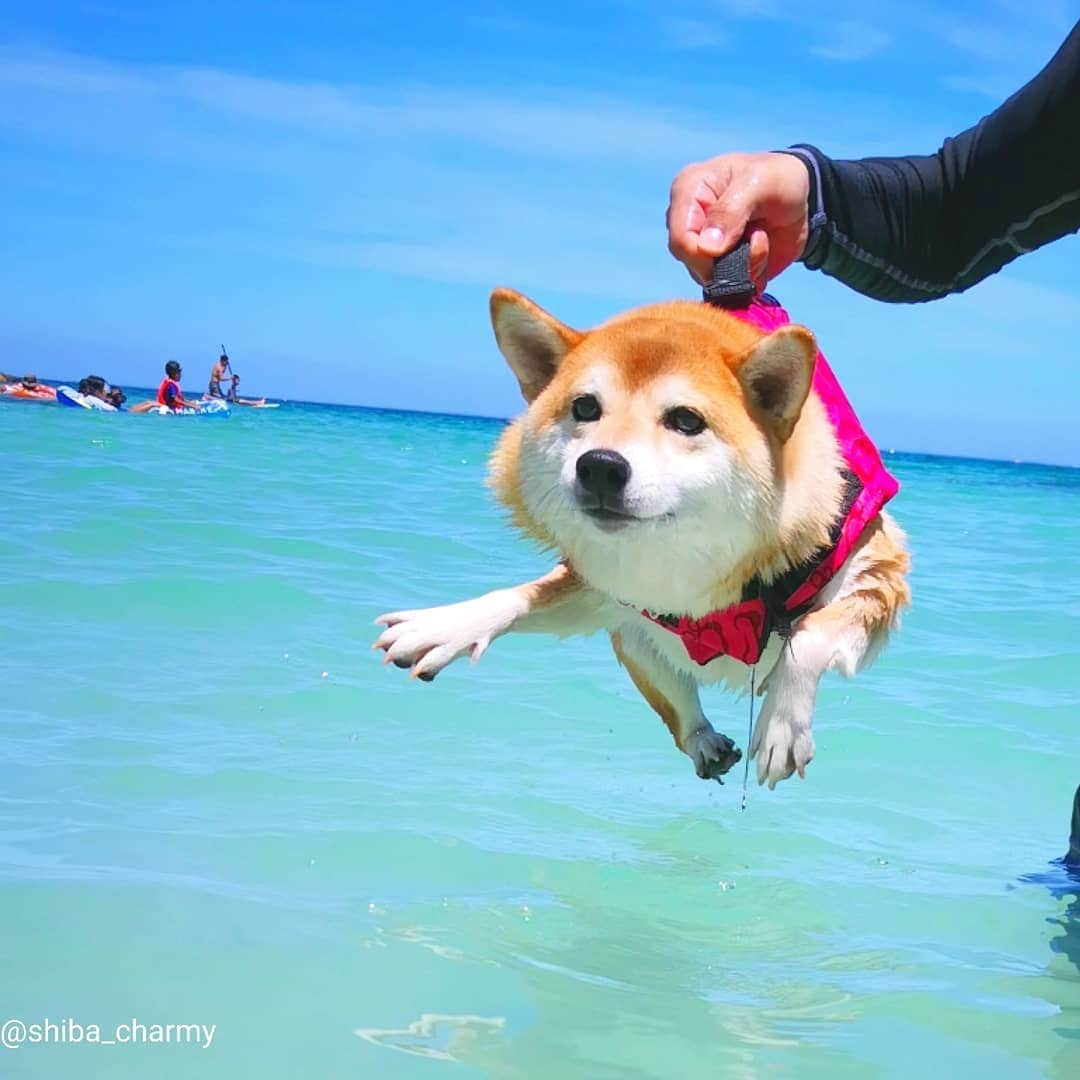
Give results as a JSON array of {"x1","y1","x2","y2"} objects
[
  {"x1": 749, "y1": 688, "x2": 815, "y2": 790},
  {"x1": 373, "y1": 590, "x2": 525, "y2": 681}
]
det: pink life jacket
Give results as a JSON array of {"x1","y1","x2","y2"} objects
[{"x1": 642, "y1": 296, "x2": 899, "y2": 667}]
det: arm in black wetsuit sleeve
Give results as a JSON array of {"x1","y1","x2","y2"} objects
[{"x1": 781, "y1": 20, "x2": 1080, "y2": 303}]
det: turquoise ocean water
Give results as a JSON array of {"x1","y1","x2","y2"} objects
[{"x1": 3, "y1": 396, "x2": 1080, "y2": 1078}]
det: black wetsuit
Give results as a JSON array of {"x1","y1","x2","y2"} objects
[
  {"x1": 778, "y1": 22, "x2": 1080, "y2": 858},
  {"x1": 783, "y1": 20, "x2": 1080, "y2": 302},
  {"x1": 1068, "y1": 786, "x2": 1080, "y2": 869}
]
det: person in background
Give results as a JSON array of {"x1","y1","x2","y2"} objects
[
  {"x1": 1, "y1": 373, "x2": 56, "y2": 400},
  {"x1": 154, "y1": 360, "x2": 199, "y2": 412},
  {"x1": 208, "y1": 352, "x2": 231, "y2": 398},
  {"x1": 78, "y1": 375, "x2": 107, "y2": 400},
  {"x1": 72, "y1": 375, "x2": 125, "y2": 408},
  {"x1": 23, "y1": 373, "x2": 50, "y2": 396},
  {"x1": 665, "y1": 21, "x2": 1080, "y2": 864},
  {"x1": 72, "y1": 375, "x2": 124, "y2": 408},
  {"x1": 225, "y1": 373, "x2": 266, "y2": 406}
]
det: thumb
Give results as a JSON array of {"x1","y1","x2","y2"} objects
[{"x1": 697, "y1": 186, "x2": 753, "y2": 257}]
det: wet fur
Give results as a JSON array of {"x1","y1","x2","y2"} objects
[{"x1": 375, "y1": 294, "x2": 910, "y2": 789}]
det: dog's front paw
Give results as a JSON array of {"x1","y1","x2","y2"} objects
[
  {"x1": 684, "y1": 725, "x2": 742, "y2": 782},
  {"x1": 749, "y1": 691, "x2": 815, "y2": 789},
  {"x1": 373, "y1": 591, "x2": 524, "y2": 682}
]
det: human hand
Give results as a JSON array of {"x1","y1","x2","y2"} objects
[{"x1": 666, "y1": 151, "x2": 811, "y2": 288}]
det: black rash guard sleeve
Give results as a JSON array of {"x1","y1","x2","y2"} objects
[{"x1": 780, "y1": 20, "x2": 1080, "y2": 303}]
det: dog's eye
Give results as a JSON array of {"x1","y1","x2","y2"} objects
[
  {"x1": 664, "y1": 407, "x2": 707, "y2": 436},
  {"x1": 572, "y1": 395, "x2": 602, "y2": 422}
]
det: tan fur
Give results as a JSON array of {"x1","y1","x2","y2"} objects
[
  {"x1": 808, "y1": 514, "x2": 911, "y2": 648},
  {"x1": 518, "y1": 562, "x2": 582, "y2": 610},
  {"x1": 489, "y1": 420, "x2": 552, "y2": 546},
  {"x1": 377, "y1": 289, "x2": 911, "y2": 790},
  {"x1": 701, "y1": 392, "x2": 846, "y2": 613},
  {"x1": 611, "y1": 631, "x2": 683, "y2": 748},
  {"x1": 491, "y1": 298, "x2": 848, "y2": 596}
]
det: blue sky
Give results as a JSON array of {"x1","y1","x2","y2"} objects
[{"x1": 2, "y1": 1, "x2": 1079, "y2": 463}]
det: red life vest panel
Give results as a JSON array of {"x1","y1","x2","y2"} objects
[
  {"x1": 157, "y1": 377, "x2": 180, "y2": 407},
  {"x1": 643, "y1": 297, "x2": 899, "y2": 667}
]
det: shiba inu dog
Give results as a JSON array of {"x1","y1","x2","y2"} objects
[{"x1": 374, "y1": 290, "x2": 910, "y2": 789}]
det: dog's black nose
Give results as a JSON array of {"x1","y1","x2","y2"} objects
[{"x1": 576, "y1": 449, "x2": 631, "y2": 499}]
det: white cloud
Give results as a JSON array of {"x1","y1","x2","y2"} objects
[
  {"x1": 633, "y1": 0, "x2": 1076, "y2": 76},
  {"x1": 809, "y1": 22, "x2": 892, "y2": 62},
  {"x1": 658, "y1": 18, "x2": 729, "y2": 50},
  {"x1": 0, "y1": 48, "x2": 739, "y2": 167},
  {"x1": 307, "y1": 237, "x2": 685, "y2": 303}
]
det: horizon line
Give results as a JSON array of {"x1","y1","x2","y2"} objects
[{"x1": 19, "y1": 375, "x2": 1080, "y2": 474}]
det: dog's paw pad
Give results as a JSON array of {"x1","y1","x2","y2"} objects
[{"x1": 685, "y1": 727, "x2": 742, "y2": 782}]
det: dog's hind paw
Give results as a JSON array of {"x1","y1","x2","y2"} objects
[
  {"x1": 750, "y1": 696, "x2": 815, "y2": 790},
  {"x1": 684, "y1": 726, "x2": 742, "y2": 782}
]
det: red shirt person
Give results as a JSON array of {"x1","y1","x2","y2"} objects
[{"x1": 156, "y1": 361, "x2": 199, "y2": 411}]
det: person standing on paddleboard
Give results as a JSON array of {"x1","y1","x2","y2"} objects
[{"x1": 208, "y1": 350, "x2": 232, "y2": 399}]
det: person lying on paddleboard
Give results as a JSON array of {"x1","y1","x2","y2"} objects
[
  {"x1": 225, "y1": 373, "x2": 266, "y2": 406},
  {"x1": 1, "y1": 373, "x2": 56, "y2": 400}
]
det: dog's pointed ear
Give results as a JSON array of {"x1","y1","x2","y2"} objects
[
  {"x1": 737, "y1": 325, "x2": 817, "y2": 442},
  {"x1": 490, "y1": 289, "x2": 584, "y2": 402}
]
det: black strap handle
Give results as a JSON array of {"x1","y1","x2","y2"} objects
[{"x1": 702, "y1": 240, "x2": 756, "y2": 309}]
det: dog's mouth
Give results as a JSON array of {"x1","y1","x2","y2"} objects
[
  {"x1": 582, "y1": 505, "x2": 635, "y2": 526},
  {"x1": 577, "y1": 501, "x2": 672, "y2": 530}
]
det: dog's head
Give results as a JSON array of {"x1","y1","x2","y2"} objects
[{"x1": 489, "y1": 290, "x2": 821, "y2": 611}]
